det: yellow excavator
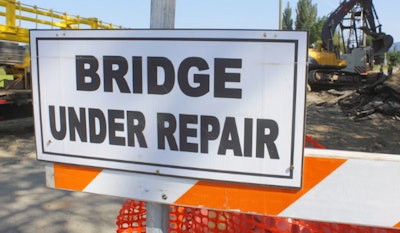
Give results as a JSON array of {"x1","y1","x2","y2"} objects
[{"x1": 308, "y1": 0, "x2": 393, "y2": 89}]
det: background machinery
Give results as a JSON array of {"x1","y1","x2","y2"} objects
[
  {"x1": 0, "y1": 0, "x2": 122, "y2": 110},
  {"x1": 308, "y1": 0, "x2": 393, "y2": 89}
]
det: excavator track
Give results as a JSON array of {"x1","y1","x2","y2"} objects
[{"x1": 308, "y1": 70, "x2": 384, "y2": 91}]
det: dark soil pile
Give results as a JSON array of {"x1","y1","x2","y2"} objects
[{"x1": 305, "y1": 72, "x2": 400, "y2": 155}]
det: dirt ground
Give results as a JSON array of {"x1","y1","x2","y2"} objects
[
  {"x1": 305, "y1": 71, "x2": 400, "y2": 155},
  {"x1": 0, "y1": 71, "x2": 399, "y2": 232}
]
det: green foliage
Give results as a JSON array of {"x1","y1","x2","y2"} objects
[
  {"x1": 309, "y1": 16, "x2": 326, "y2": 45},
  {"x1": 331, "y1": 32, "x2": 344, "y2": 52},
  {"x1": 294, "y1": 0, "x2": 320, "y2": 46},
  {"x1": 295, "y1": 0, "x2": 317, "y2": 30},
  {"x1": 282, "y1": 2, "x2": 293, "y2": 30},
  {"x1": 387, "y1": 51, "x2": 400, "y2": 66}
]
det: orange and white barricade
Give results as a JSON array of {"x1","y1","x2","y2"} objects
[{"x1": 47, "y1": 148, "x2": 400, "y2": 231}]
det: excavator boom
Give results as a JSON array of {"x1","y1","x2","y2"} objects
[
  {"x1": 321, "y1": 0, "x2": 393, "y2": 55},
  {"x1": 308, "y1": 0, "x2": 393, "y2": 89}
]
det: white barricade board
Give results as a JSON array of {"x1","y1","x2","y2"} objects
[
  {"x1": 31, "y1": 29, "x2": 308, "y2": 188},
  {"x1": 44, "y1": 150, "x2": 400, "y2": 229}
]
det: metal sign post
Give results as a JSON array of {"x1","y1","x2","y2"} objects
[
  {"x1": 148, "y1": 0, "x2": 176, "y2": 232},
  {"x1": 150, "y1": 0, "x2": 175, "y2": 29}
]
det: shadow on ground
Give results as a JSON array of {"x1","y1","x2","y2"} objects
[{"x1": 0, "y1": 118, "x2": 124, "y2": 233}]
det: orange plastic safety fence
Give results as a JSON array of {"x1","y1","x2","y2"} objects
[
  {"x1": 116, "y1": 200, "x2": 146, "y2": 233},
  {"x1": 304, "y1": 135, "x2": 326, "y2": 149},
  {"x1": 116, "y1": 199, "x2": 400, "y2": 233}
]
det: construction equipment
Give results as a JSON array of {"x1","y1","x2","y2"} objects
[
  {"x1": 0, "y1": 41, "x2": 30, "y2": 105},
  {"x1": 0, "y1": 0, "x2": 123, "y2": 108},
  {"x1": 308, "y1": 0, "x2": 393, "y2": 89}
]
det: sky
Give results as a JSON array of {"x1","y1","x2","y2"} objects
[{"x1": 14, "y1": 0, "x2": 400, "y2": 42}]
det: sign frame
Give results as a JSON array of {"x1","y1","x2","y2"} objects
[{"x1": 31, "y1": 29, "x2": 308, "y2": 188}]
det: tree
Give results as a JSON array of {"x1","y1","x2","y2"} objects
[
  {"x1": 282, "y1": 2, "x2": 293, "y2": 30},
  {"x1": 295, "y1": 0, "x2": 317, "y2": 30},
  {"x1": 309, "y1": 16, "x2": 326, "y2": 45},
  {"x1": 387, "y1": 50, "x2": 399, "y2": 66},
  {"x1": 295, "y1": 0, "x2": 318, "y2": 45}
]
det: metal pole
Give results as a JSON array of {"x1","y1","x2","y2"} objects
[
  {"x1": 147, "y1": 1, "x2": 176, "y2": 232},
  {"x1": 279, "y1": 0, "x2": 282, "y2": 30},
  {"x1": 150, "y1": 0, "x2": 176, "y2": 29},
  {"x1": 146, "y1": 202, "x2": 170, "y2": 233}
]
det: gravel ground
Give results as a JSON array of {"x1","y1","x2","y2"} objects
[{"x1": 0, "y1": 117, "x2": 125, "y2": 233}]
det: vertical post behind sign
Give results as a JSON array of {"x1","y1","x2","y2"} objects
[
  {"x1": 147, "y1": 0, "x2": 176, "y2": 232},
  {"x1": 150, "y1": 0, "x2": 176, "y2": 29},
  {"x1": 279, "y1": 0, "x2": 282, "y2": 30}
]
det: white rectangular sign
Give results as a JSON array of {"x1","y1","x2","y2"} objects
[{"x1": 31, "y1": 30, "x2": 307, "y2": 188}]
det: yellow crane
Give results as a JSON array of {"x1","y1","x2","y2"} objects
[
  {"x1": 0, "y1": 0, "x2": 123, "y2": 43},
  {"x1": 0, "y1": 0, "x2": 124, "y2": 107}
]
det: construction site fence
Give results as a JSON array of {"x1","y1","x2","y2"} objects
[{"x1": 116, "y1": 199, "x2": 400, "y2": 233}]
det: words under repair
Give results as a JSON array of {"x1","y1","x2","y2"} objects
[{"x1": 48, "y1": 55, "x2": 280, "y2": 159}]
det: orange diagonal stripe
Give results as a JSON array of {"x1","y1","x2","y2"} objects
[
  {"x1": 394, "y1": 221, "x2": 400, "y2": 228},
  {"x1": 175, "y1": 156, "x2": 346, "y2": 215},
  {"x1": 54, "y1": 164, "x2": 102, "y2": 191}
]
